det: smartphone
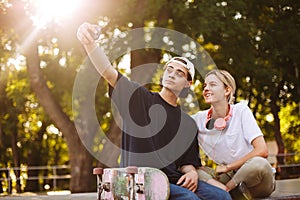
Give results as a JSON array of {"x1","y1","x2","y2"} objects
[{"x1": 88, "y1": 27, "x2": 100, "y2": 40}]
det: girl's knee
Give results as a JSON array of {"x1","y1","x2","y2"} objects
[{"x1": 247, "y1": 157, "x2": 270, "y2": 169}]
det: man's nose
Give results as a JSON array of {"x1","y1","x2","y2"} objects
[{"x1": 168, "y1": 70, "x2": 176, "y2": 78}]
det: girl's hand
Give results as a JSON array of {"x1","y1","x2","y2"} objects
[{"x1": 215, "y1": 165, "x2": 230, "y2": 176}]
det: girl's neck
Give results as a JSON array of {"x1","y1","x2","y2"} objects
[{"x1": 211, "y1": 103, "x2": 229, "y2": 118}]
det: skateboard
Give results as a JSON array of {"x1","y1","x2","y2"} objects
[{"x1": 93, "y1": 166, "x2": 170, "y2": 200}]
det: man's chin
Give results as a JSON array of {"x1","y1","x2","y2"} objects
[{"x1": 163, "y1": 86, "x2": 179, "y2": 95}]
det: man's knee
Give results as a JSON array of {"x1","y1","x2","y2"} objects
[
  {"x1": 197, "y1": 181, "x2": 232, "y2": 200},
  {"x1": 169, "y1": 184, "x2": 200, "y2": 200}
]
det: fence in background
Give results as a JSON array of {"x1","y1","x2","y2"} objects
[
  {"x1": 0, "y1": 165, "x2": 71, "y2": 193},
  {"x1": 268, "y1": 153, "x2": 300, "y2": 179}
]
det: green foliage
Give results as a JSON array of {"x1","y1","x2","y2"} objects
[
  {"x1": 0, "y1": 27, "x2": 70, "y2": 170},
  {"x1": 279, "y1": 103, "x2": 300, "y2": 155},
  {"x1": 4, "y1": 68, "x2": 69, "y2": 165}
]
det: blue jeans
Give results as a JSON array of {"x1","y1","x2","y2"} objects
[{"x1": 170, "y1": 180, "x2": 232, "y2": 200}]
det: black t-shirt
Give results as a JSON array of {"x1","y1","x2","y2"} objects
[{"x1": 109, "y1": 73, "x2": 201, "y2": 184}]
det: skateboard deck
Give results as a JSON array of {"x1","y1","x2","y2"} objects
[{"x1": 93, "y1": 166, "x2": 170, "y2": 200}]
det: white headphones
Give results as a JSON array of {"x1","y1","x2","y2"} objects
[{"x1": 206, "y1": 106, "x2": 232, "y2": 131}]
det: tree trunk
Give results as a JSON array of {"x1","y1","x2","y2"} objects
[
  {"x1": 129, "y1": 0, "x2": 170, "y2": 83},
  {"x1": 270, "y1": 83, "x2": 285, "y2": 178},
  {"x1": 23, "y1": 41, "x2": 94, "y2": 193},
  {"x1": 130, "y1": 49, "x2": 162, "y2": 83},
  {"x1": 11, "y1": 126, "x2": 22, "y2": 193},
  {"x1": 97, "y1": 121, "x2": 122, "y2": 168},
  {"x1": 0, "y1": 123, "x2": 3, "y2": 193},
  {"x1": 271, "y1": 104, "x2": 284, "y2": 156},
  {"x1": 295, "y1": 65, "x2": 300, "y2": 115},
  {"x1": 24, "y1": 123, "x2": 47, "y2": 192},
  {"x1": 0, "y1": 73, "x2": 11, "y2": 193},
  {"x1": 24, "y1": 143, "x2": 40, "y2": 192}
]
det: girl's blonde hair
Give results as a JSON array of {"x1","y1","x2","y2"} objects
[{"x1": 205, "y1": 69, "x2": 236, "y2": 104}]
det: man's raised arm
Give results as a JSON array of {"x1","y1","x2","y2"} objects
[{"x1": 77, "y1": 22, "x2": 118, "y2": 87}]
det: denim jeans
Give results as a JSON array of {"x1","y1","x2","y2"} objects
[{"x1": 170, "y1": 180, "x2": 232, "y2": 200}]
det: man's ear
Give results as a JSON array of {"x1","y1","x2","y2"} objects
[{"x1": 184, "y1": 80, "x2": 192, "y2": 88}]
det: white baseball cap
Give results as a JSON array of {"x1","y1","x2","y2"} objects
[{"x1": 166, "y1": 57, "x2": 195, "y2": 80}]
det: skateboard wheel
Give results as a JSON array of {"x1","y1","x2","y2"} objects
[
  {"x1": 103, "y1": 183, "x2": 111, "y2": 192},
  {"x1": 136, "y1": 183, "x2": 144, "y2": 194},
  {"x1": 93, "y1": 168, "x2": 104, "y2": 175},
  {"x1": 126, "y1": 166, "x2": 138, "y2": 174}
]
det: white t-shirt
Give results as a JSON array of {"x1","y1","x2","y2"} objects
[{"x1": 192, "y1": 102, "x2": 263, "y2": 165}]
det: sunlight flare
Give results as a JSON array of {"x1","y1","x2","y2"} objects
[{"x1": 30, "y1": 0, "x2": 82, "y2": 27}]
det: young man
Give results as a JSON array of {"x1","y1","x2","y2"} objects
[{"x1": 77, "y1": 22, "x2": 231, "y2": 200}]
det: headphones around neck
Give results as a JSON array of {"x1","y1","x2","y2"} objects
[{"x1": 206, "y1": 105, "x2": 232, "y2": 131}]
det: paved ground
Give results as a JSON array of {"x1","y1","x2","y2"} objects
[
  {"x1": 257, "y1": 179, "x2": 300, "y2": 200},
  {"x1": 1, "y1": 178, "x2": 300, "y2": 200},
  {"x1": 1, "y1": 192, "x2": 96, "y2": 200}
]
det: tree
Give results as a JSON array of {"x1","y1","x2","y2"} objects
[{"x1": 1, "y1": 0, "x2": 99, "y2": 192}]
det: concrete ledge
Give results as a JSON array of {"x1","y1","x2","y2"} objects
[
  {"x1": 1, "y1": 179, "x2": 300, "y2": 200},
  {"x1": 257, "y1": 196, "x2": 300, "y2": 200},
  {"x1": 256, "y1": 178, "x2": 300, "y2": 200}
]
